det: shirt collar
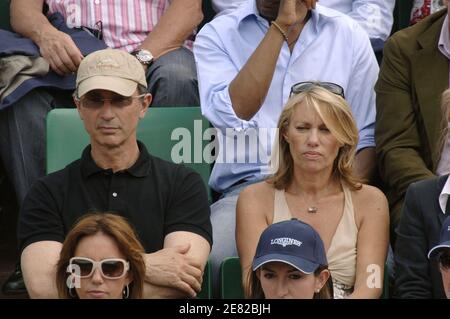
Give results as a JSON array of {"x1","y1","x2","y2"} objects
[
  {"x1": 438, "y1": 15, "x2": 450, "y2": 60},
  {"x1": 81, "y1": 140, "x2": 151, "y2": 179},
  {"x1": 439, "y1": 174, "x2": 450, "y2": 215}
]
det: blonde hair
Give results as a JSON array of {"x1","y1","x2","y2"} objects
[
  {"x1": 268, "y1": 85, "x2": 362, "y2": 190},
  {"x1": 55, "y1": 213, "x2": 146, "y2": 299}
]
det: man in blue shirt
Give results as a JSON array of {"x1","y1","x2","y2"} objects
[{"x1": 194, "y1": 0, "x2": 379, "y2": 295}]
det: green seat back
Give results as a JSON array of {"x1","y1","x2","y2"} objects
[
  {"x1": 220, "y1": 257, "x2": 245, "y2": 299},
  {"x1": 197, "y1": 259, "x2": 212, "y2": 299},
  {"x1": 46, "y1": 107, "x2": 212, "y2": 201},
  {"x1": 393, "y1": 0, "x2": 413, "y2": 33},
  {"x1": 0, "y1": 0, "x2": 11, "y2": 31}
]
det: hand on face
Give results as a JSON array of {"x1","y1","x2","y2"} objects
[{"x1": 276, "y1": 0, "x2": 317, "y2": 28}]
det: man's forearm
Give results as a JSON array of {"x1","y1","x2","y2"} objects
[
  {"x1": 355, "y1": 147, "x2": 376, "y2": 183},
  {"x1": 10, "y1": 0, "x2": 55, "y2": 45},
  {"x1": 228, "y1": 24, "x2": 286, "y2": 120},
  {"x1": 139, "y1": 0, "x2": 203, "y2": 59}
]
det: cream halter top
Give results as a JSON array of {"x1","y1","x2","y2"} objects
[{"x1": 272, "y1": 184, "x2": 358, "y2": 298}]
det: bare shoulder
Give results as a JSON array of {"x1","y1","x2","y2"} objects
[
  {"x1": 352, "y1": 184, "x2": 389, "y2": 217},
  {"x1": 237, "y1": 181, "x2": 275, "y2": 219},
  {"x1": 238, "y1": 181, "x2": 275, "y2": 203}
]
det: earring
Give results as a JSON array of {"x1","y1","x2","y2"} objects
[
  {"x1": 123, "y1": 284, "x2": 130, "y2": 299},
  {"x1": 69, "y1": 287, "x2": 76, "y2": 298},
  {"x1": 315, "y1": 289, "x2": 320, "y2": 293}
]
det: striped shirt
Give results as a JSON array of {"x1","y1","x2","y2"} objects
[{"x1": 46, "y1": 0, "x2": 194, "y2": 52}]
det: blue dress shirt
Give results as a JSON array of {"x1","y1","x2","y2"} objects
[{"x1": 194, "y1": 1, "x2": 378, "y2": 193}]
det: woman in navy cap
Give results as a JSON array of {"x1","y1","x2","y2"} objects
[{"x1": 247, "y1": 219, "x2": 332, "y2": 299}]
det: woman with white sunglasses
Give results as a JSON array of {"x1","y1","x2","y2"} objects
[{"x1": 55, "y1": 213, "x2": 146, "y2": 299}]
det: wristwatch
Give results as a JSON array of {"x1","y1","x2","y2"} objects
[{"x1": 131, "y1": 49, "x2": 154, "y2": 66}]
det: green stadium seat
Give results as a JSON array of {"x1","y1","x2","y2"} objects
[
  {"x1": 46, "y1": 107, "x2": 212, "y2": 201},
  {"x1": 393, "y1": 0, "x2": 413, "y2": 33},
  {"x1": 197, "y1": 259, "x2": 213, "y2": 299},
  {"x1": 220, "y1": 257, "x2": 245, "y2": 299},
  {"x1": 0, "y1": 0, "x2": 11, "y2": 31}
]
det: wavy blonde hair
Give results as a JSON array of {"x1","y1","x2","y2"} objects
[{"x1": 268, "y1": 85, "x2": 362, "y2": 190}]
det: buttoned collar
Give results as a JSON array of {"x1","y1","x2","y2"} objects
[{"x1": 81, "y1": 140, "x2": 151, "y2": 179}]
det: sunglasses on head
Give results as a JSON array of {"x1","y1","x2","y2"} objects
[
  {"x1": 290, "y1": 81, "x2": 345, "y2": 99},
  {"x1": 69, "y1": 257, "x2": 130, "y2": 279},
  {"x1": 439, "y1": 252, "x2": 450, "y2": 270}
]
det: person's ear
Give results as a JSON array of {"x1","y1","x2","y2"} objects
[
  {"x1": 139, "y1": 93, "x2": 152, "y2": 119},
  {"x1": 314, "y1": 269, "x2": 330, "y2": 292},
  {"x1": 282, "y1": 129, "x2": 290, "y2": 144},
  {"x1": 125, "y1": 272, "x2": 133, "y2": 286},
  {"x1": 74, "y1": 95, "x2": 84, "y2": 120}
]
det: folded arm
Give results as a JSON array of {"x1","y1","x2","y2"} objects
[
  {"x1": 142, "y1": 231, "x2": 210, "y2": 298},
  {"x1": 21, "y1": 241, "x2": 62, "y2": 298}
]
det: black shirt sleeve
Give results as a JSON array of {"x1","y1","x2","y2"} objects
[
  {"x1": 164, "y1": 165, "x2": 212, "y2": 248},
  {"x1": 18, "y1": 177, "x2": 65, "y2": 253}
]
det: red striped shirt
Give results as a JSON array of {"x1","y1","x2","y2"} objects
[{"x1": 46, "y1": 0, "x2": 194, "y2": 52}]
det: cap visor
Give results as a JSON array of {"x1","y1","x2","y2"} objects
[
  {"x1": 77, "y1": 76, "x2": 138, "y2": 97},
  {"x1": 252, "y1": 254, "x2": 319, "y2": 274},
  {"x1": 428, "y1": 242, "x2": 450, "y2": 258}
]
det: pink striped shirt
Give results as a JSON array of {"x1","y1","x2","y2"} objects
[{"x1": 46, "y1": 0, "x2": 194, "y2": 52}]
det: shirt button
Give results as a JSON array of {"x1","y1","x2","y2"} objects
[{"x1": 112, "y1": 192, "x2": 118, "y2": 198}]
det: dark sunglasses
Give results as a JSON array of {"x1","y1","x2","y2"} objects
[
  {"x1": 75, "y1": 94, "x2": 146, "y2": 109},
  {"x1": 290, "y1": 81, "x2": 345, "y2": 99},
  {"x1": 439, "y1": 252, "x2": 450, "y2": 270},
  {"x1": 69, "y1": 257, "x2": 130, "y2": 279}
]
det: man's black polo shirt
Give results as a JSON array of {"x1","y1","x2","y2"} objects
[{"x1": 18, "y1": 141, "x2": 212, "y2": 253}]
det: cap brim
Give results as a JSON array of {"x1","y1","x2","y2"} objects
[
  {"x1": 252, "y1": 254, "x2": 320, "y2": 274},
  {"x1": 77, "y1": 75, "x2": 138, "y2": 97},
  {"x1": 428, "y1": 242, "x2": 450, "y2": 258}
]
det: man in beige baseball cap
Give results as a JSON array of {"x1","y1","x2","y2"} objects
[{"x1": 19, "y1": 48, "x2": 212, "y2": 299}]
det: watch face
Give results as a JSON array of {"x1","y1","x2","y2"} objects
[{"x1": 136, "y1": 50, "x2": 153, "y2": 63}]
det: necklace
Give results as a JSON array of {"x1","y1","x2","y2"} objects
[{"x1": 307, "y1": 206, "x2": 318, "y2": 214}]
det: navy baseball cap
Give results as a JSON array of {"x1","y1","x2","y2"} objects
[
  {"x1": 252, "y1": 219, "x2": 328, "y2": 274},
  {"x1": 428, "y1": 215, "x2": 450, "y2": 258}
]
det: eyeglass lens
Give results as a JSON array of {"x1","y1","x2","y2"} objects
[{"x1": 71, "y1": 258, "x2": 126, "y2": 278}]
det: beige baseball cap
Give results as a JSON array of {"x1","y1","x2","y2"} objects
[{"x1": 76, "y1": 49, "x2": 147, "y2": 97}]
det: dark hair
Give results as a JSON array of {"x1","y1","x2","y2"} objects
[
  {"x1": 137, "y1": 85, "x2": 148, "y2": 95},
  {"x1": 245, "y1": 264, "x2": 333, "y2": 299},
  {"x1": 55, "y1": 213, "x2": 146, "y2": 299}
]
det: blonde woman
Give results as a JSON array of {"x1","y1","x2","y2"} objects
[{"x1": 237, "y1": 82, "x2": 389, "y2": 299}]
